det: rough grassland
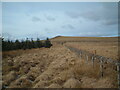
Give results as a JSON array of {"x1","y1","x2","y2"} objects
[{"x1": 2, "y1": 37, "x2": 118, "y2": 88}]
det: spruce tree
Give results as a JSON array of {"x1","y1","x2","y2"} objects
[
  {"x1": 44, "y1": 38, "x2": 52, "y2": 48},
  {"x1": 15, "y1": 39, "x2": 20, "y2": 49},
  {"x1": 36, "y1": 38, "x2": 42, "y2": 48}
]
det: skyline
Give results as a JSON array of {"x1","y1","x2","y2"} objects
[{"x1": 2, "y1": 2, "x2": 118, "y2": 40}]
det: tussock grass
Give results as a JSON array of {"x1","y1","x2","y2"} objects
[
  {"x1": 2, "y1": 43, "x2": 118, "y2": 88},
  {"x1": 72, "y1": 61, "x2": 100, "y2": 79}
]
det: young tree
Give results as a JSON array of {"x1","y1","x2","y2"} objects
[
  {"x1": 36, "y1": 38, "x2": 42, "y2": 48},
  {"x1": 44, "y1": 38, "x2": 52, "y2": 48},
  {"x1": 25, "y1": 38, "x2": 29, "y2": 49},
  {"x1": 21, "y1": 40, "x2": 26, "y2": 50},
  {"x1": 7, "y1": 39, "x2": 11, "y2": 51},
  {"x1": 31, "y1": 38, "x2": 35, "y2": 48},
  {"x1": 2, "y1": 37, "x2": 51, "y2": 51},
  {"x1": 15, "y1": 39, "x2": 21, "y2": 49},
  {"x1": 2, "y1": 38, "x2": 5, "y2": 51}
]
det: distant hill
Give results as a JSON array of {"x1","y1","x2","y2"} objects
[
  {"x1": 51, "y1": 36, "x2": 119, "y2": 42},
  {"x1": 51, "y1": 36, "x2": 62, "y2": 39}
]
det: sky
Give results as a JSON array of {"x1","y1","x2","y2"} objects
[{"x1": 2, "y1": 2, "x2": 118, "y2": 40}]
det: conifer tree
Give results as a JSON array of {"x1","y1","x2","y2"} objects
[
  {"x1": 15, "y1": 39, "x2": 20, "y2": 49},
  {"x1": 44, "y1": 38, "x2": 52, "y2": 48},
  {"x1": 2, "y1": 37, "x2": 53, "y2": 51},
  {"x1": 36, "y1": 38, "x2": 42, "y2": 48},
  {"x1": 31, "y1": 38, "x2": 35, "y2": 48}
]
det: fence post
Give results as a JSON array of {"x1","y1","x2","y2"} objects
[
  {"x1": 86, "y1": 55, "x2": 88, "y2": 64},
  {"x1": 80, "y1": 52, "x2": 82, "y2": 60},
  {"x1": 100, "y1": 57, "x2": 103, "y2": 78},
  {"x1": 117, "y1": 63, "x2": 120, "y2": 89},
  {"x1": 91, "y1": 55, "x2": 94, "y2": 68}
]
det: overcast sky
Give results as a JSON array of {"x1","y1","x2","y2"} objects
[{"x1": 2, "y1": 2, "x2": 118, "y2": 40}]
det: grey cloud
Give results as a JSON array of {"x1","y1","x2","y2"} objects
[
  {"x1": 65, "y1": 11, "x2": 81, "y2": 19},
  {"x1": 66, "y1": 11, "x2": 117, "y2": 26},
  {"x1": 46, "y1": 16, "x2": 55, "y2": 21},
  {"x1": 66, "y1": 11, "x2": 102, "y2": 21},
  {"x1": 44, "y1": 28, "x2": 51, "y2": 33},
  {"x1": 103, "y1": 19, "x2": 118, "y2": 26},
  {"x1": 32, "y1": 16, "x2": 41, "y2": 22},
  {"x1": 62, "y1": 24, "x2": 75, "y2": 29},
  {"x1": 65, "y1": 3, "x2": 117, "y2": 26},
  {"x1": 78, "y1": 32, "x2": 113, "y2": 37},
  {"x1": 80, "y1": 11, "x2": 102, "y2": 21},
  {"x1": 67, "y1": 24, "x2": 75, "y2": 29},
  {"x1": 101, "y1": 3, "x2": 117, "y2": 20}
]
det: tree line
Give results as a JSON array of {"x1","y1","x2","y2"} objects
[{"x1": 2, "y1": 37, "x2": 52, "y2": 51}]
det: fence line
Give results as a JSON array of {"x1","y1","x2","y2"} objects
[
  {"x1": 65, "y1": 45, "x2": 120, "y2": 88},
  {"x1": 100, "y1": 57, "x2": 103, "y2": 78},
  {"x1": 117, "y1": 63, "x2": 120, "y2": 89},
  {"x1": 66, "y1": 46, "x2": 118, "y2": 64}
]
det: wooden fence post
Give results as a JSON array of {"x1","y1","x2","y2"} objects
[
  {"x1": 80, "y1": 52, "x2": 82, "y2": 60},
  {"x1": 100, "y1": 57, "x2": 103, "y2": 78},
  {"x1": 117, "y1": 63, "x2": 120, "y2": 89},
  {"x1": 86, "y1": 55, "x2": 88, "y2": 64},
  {"x1": 66, "y1": 46, "x2": 120, "y2": 88},
  {"x1": 91, "y1": 55, "x2": 94, "y2": 68}
]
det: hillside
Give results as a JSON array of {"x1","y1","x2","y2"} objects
[
  {"x1": 2, "y1": 37, "x2": 118, "y2": 88},
  {"x1": 51, "y1": 36, "x2": 119, "y2": 60},
  {"x1": 51, "y1": 36, "x2": 119, "y2": 42}
]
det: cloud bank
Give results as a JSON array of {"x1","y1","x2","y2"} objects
[{"x1": 2, "y1": 2, "x2": 118, "y2": 40}]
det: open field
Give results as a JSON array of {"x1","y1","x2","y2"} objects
[
  {"x1": 51, "y1": 36, "x2": 119, "y2": 42},
  {"x1": 65, "y1": 42, "x2": 118, "y2": 60},
  {"x1": 52, "y1": 36, "x2": 119, "y2": 60},
  {"x1": 2, "y1": 36, "x2": 119, "y2": 88}
]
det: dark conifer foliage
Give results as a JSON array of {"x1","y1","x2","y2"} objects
[
  {"x1": 1, "y1": 37, "x2": 52, "y2": 51},
  {"x1": 36, "y1": 38, "x2": 43, "y2": 48},
  {"x1": 44, "y1": 38, "x2": 52, "y2": 48}
]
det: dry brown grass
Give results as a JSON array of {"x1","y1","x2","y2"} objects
[
  {"x1": 2, "y1": 47, "x2": 47, "y2": 58},
  {"x1": 72, "y1": 61, "x2": 100, "y2": 79},
  {"x1": 3, "y1": 50, "x2": 26, "y2": 58},
  {"x1": 70, "y1": 60, "x2": 117, "y2": 88},
  {"x1": 51, "y1": 36, "x2": 119, "y2": 60},
  {"x1": 51, "y1": 36, "x2": 118, "y2": 42},
  {"x1": 2, "y1": 41, "x2": 118, "y2": 88},
  {"x1": 64, "y1": 42, "x2": 118, "y2": 60}
]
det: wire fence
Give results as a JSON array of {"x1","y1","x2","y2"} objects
[{"x1": 65, "y1": 45, "x2": 120, "y2": 88}]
